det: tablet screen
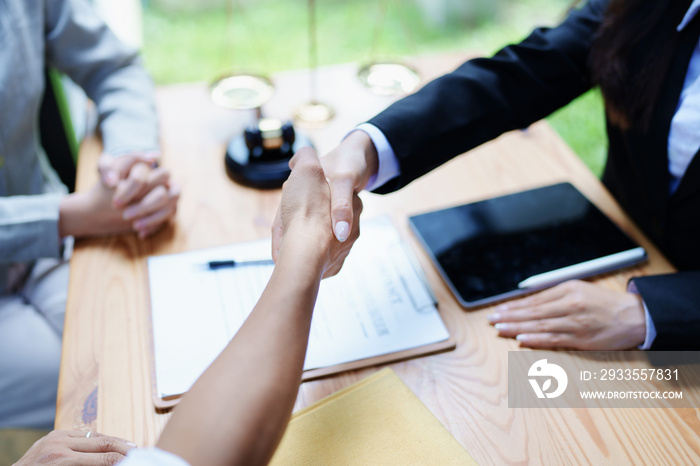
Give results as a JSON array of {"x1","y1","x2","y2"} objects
[{"x1": 409, "y1": 183, "x2": 644, "y2": 307}]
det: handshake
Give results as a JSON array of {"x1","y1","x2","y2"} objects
[
  {"x1": 59, "y1": 152, "x2": 180, "y2": 240},
  {"x1": 271, "y1": 131, "x2": 378, "y2": 278}
]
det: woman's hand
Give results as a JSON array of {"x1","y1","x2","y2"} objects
[
  {"x1": 14, "y1": 430, "x2": 135, "y2": 465},
  {"x1": 487, "y1": 280, "x2": 647, "y2": 350},
  {"x1": 275, "y1": 147, "x2": 361, "y2": 278}
]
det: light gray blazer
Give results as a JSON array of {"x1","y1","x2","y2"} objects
[{"x1": 0, "y1": 0, "x2": 158, "y2": 293}]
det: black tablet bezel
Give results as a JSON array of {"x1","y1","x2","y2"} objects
[{"x1": 408, "y1": 183, "x2": 647, "y2": 308}]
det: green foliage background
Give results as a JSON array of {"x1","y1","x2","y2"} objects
[{"x1": 142, "y1": 0, "x2": 606, "y2": 175}]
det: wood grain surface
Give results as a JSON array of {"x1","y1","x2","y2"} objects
[{"x1": 56, "y1": 53, "x2": 699, "y2": 464}]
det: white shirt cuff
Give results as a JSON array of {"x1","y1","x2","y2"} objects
[
  {"x1": 628, "y1": 280, "x2": 657, "y2": 350},
  {"x1": 350, "y1": 123, "x2": 401, "y2": 191},
  {"x1": 120, "y1": 447, "x2": 191, "y2": 466}
]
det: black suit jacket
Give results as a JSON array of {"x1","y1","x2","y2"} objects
[{"x1": 368, "y1": 0, "x2": 700, "y2": 349}]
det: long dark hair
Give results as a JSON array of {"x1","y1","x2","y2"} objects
[{"x1": 589, "y1": 0, "x2": 693, "y2": 130}]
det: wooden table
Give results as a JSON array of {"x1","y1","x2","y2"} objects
[{"x1": 57, "y1": 53, "x2": 699, "y2": 464}]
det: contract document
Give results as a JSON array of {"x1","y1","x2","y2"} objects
[{"x1": 148, "y1": 216, "x2": 454, "y2": 407}]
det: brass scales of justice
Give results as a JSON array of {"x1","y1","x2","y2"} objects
[
  {"x1": 209, "y1": 0, "x2": 420, "y2": 189},
  {"x1": 209, "y1": 0, "x2": 328, "y2": 189}
]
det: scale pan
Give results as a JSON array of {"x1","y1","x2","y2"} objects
[
  {"x1": 293, "y1": 101, "x2": 335, "y2": 128},
  {"x1": 210, "y1": 74, "x2": 275, "y2": 110},
  {"x1": 357, "y1": 62, "x2": 420, "y2": 96}
]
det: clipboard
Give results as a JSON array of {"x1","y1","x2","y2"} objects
[
  {"x1": 409, "y1": 182, "x2": 647, "y2": 308},
  {"x1": 147, "y1": 217, "x2": 455, "y2": 410}
]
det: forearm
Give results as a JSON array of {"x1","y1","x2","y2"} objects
[
  {"x1": 58, "y1": 188, "x2": 131, "y2": 238},
  {"x1": 45, "y1": 0, "x2": 159, "y2": 155},
  {"x1": 157, "y1": 234, "x2": 326, "y2": 466},
  {"x1": 368, "y1": 0, "x2": 607, "y2": 192},
  {"x1": 59, "y1": 192, "x2": 94, "y2": 238},
  {"x1": 91, "y1": 61, "x2": 160, "y2": 155}
]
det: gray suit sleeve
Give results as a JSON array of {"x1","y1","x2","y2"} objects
[
  {"x1": 0, "y1": 193, "x2": 63, "y2": 262},
  {"x1": 44, "y1": 0, "x2": 159, "y2": 155}
]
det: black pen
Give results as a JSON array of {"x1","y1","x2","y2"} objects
[{"x1": 206, "y1": 259, "x2": 275, "y2": 270}]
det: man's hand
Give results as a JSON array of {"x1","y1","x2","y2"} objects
[
  {"x1": 487, "y1": 280, "x2": 647, "y2": 350},
  {"x1": 271, "y1": 131, "x2": 377, "y2": 277},
  {"x1": 14, "y1": 430, "x2": 135, "y2": 465}
]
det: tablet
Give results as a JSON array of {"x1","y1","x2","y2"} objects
[{"x1": 409, "y1": 183, "x2": 647, "y2": 308}]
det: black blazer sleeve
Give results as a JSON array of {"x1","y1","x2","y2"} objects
[
  {"x1": 632, "y1": 272, "x2": 700, "y2": 350},
  {"x1": 368, "y1": 0, "x2": 609, "y2": 193}
]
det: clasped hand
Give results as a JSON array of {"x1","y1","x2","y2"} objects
[{"x1": 59, "y1": 153, "x2": 180, "y2": 239}]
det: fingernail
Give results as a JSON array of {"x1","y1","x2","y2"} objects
[
  {"x1": 487, "y1": 313, "x2": 500, "y2": 323},
  {"x1": 123, "y1": 207, "x2": 137, "y2": 220},
  {"x1": 126, "y1": 441, "x2": 137, "y2": 448},
  {"x1": 104, "y1": 171, "x2": 118, "y2": 187},
  {"x1": 335, "y1": 221, "x2": 350, "y2": 242},
  {"x1": 516, "y1": 334, "x2": 530, "y2": 342},
  {"x1": 494, "y1": 323, "x2": 510, "y2": 331},
  {"x1": 134, "y1": 220, "x2": 145, "y2": 230},
  {"x1": 495, "y1": 304, "x2": 509, "y2": 312}
]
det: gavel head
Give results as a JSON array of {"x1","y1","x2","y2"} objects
[
  {"x1": 244, "y1": 118, "x2": 296, "y2": 160},
  {"x1": 226, "y1": 118, "x2": 312, "y2": 189}
]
